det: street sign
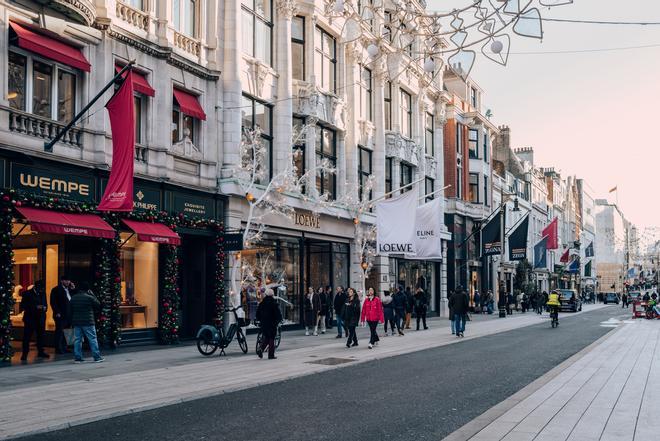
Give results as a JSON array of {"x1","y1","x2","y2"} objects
[{"x1": 223, "y1": 233, "x2": 244, "y2": 251}]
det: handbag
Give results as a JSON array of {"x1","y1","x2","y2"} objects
[{"x1": 63, "y1": 328, "x2": 75, "y2": 346}]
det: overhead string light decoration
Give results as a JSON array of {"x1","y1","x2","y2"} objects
[{"x1": 325, "y1": 0, "x2": 573, "y2": 80}]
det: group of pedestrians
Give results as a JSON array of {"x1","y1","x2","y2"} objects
[
  {"x1": 448, "y1": 288, "x2": 469, "y2": 337},
  {"x1": 303, "y1": 286, "x2": 334, "y2": 336},
  {"x1": 19, "y1": 276, "x2": 104, "y2": 363}
]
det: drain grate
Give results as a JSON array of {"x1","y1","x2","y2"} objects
[{"x1": 306, "y1": 357, "x2": 355, "y2": 366}]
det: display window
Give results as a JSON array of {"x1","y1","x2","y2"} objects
[
  {"x1": 119, "y1": 233, "x2": 159, "y2": 329},
  {"x1": 395, "y1": 260, "x2": 437, "y2": 312}
]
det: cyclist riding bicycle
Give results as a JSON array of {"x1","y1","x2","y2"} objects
[{"x1": 547, "y1": 291, "x2": 562, "y2": 324}]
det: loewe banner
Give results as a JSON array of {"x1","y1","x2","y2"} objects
[
  {"x1": 412, "y1": 198, "x2": 443, "y2": 259},
  {"x1": 376, "y1": 190, "x2": 417, "y2": 255}
]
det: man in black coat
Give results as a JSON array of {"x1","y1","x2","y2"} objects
[
  {"x1": 50, "y1": 276, "x2": 72, "y2": 354},
  {"x1": 256, "y1": 289, "x2": 282, "y2": 359},
  {"x1": 392, "y1": 286, "x2": 406, "y2": 335},
  {"x1": 449, "y1": 288, "x2": 469, "y2": 337},
  {"x1": 324, "y1": 286, "x2": 333, "y2": 330},
  {"x1": 19, "y1": 280, "x2": 49, "y2": 361},
  {"x1": 333, "y1": 286, "x2": 347, "y2": 338}
]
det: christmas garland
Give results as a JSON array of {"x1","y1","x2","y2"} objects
[
  {"x1": 0, "y1": 193, "x2": 14, "y2": 362},
  {"x1": 93, "y1": 214, "x2": 122, "y2": 348}
]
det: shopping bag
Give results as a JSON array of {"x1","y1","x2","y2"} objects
[{"x1": 63, "y1": 328, "x2": 75, "y2": 346}]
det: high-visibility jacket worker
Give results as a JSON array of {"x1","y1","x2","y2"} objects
[{"x1": 547, "y1": 292, "x2": 561, "y2": 306}]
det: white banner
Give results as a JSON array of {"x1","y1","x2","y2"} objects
[
  {"x1": 376, "y1": 190, "x2": 417, "y2": 255},
  {"x1": 413, "y1": 198, "x2": 443, "y2": 259}
]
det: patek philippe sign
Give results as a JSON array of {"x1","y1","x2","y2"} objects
[
  {"x1": 293, "y1": 210, "x2": 321, "y2": 229},
  {"x1": 10, "y1": 163, "x2": 95, "y2": 202},
  {"x1": 172, "y1": 193, "x2": 215, "y2": 219},
  {"x1": 102, "y1": 180, "x2": 161, "y2": 211},
  {"x1": 376, "y1": 190, "x2": 417, "y2": 255}
]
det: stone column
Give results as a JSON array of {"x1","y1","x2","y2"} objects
[
  {"x1": 221, "y1": 0, "x2": 243, "y2": 176},
  {"x1": 372, "y1": 58, "x2": 386, "y2": 199}
]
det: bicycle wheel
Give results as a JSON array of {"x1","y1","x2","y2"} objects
[
  {"x1": 196, "y1": 328, "x2": 218, "y2": 356},
  {"x1": 255, "y1": 332, "x2": 264, "y2": 354},
  {"x1": 275, "y1": 327, "x2": 282, "y2": 348},
  {"x1": 237, "y1": 329, "x2": 248, "y2": 354}
]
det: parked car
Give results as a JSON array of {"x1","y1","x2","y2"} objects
[
  {"x1": 603, "y1": 292, "x2": 620, "y2": 304},
  {"x1": 553, "y1": 289, "x2": 582, "y2": 312}
]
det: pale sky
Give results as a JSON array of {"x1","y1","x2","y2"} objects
[{"x1": 428, "y1": 0, "x2": 660, "y2": 245}]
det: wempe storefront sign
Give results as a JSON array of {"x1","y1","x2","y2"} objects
[{"x1": 11, "y1": 163, "x2": 95, "y2": 202}]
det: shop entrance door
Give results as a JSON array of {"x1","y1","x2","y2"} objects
[{"x1": 180, "y1": 234, "x2": 215, "y2": 338}]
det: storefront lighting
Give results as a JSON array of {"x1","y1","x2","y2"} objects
[
  {"x1": 7, "y1": 92, "x2": 17, "y2": 99},
  {"x1": 245, "y1": 192, "x2": 255, "y2": 202},
  {"x1": 353, "y1": 218, "x2": 359, "y2": 225},
  {"x1": 361, "y1": 261, "x2": 369, "y2": 271}
]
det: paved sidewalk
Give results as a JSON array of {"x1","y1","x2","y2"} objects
[
  {"x1": 446, "y1": 317, "x2": 659, "y2": 441},
  {"x1": 0, "y1": 305, "x2": 604, "y2": 440}
]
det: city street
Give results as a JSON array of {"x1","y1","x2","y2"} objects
[{"x1": 10, "y1": 306, "x2": 625, "y2": 441}]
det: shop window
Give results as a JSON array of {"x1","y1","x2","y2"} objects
[
  {"x1": 315, "y1": 125, "x2": 336, "y2": 200},
  {"x1": 358, "y1": 66, "x2": 373, "y2": 121},
  {"x1": 425, "y1": 177, "x2": 434, "y2": 202},
  {"x1": 358, "y1": 146, "x2": 372, "y2": 202},
  {"x1": 8, "y1": 49, "x2": 77, "y2": 122},
  {"x1": 384, "y1": 81, "x2": 392, "y2": 130},
  {"x1": 241, "y1": 93, "x2": 273, "y2": 182},
  {"x1": 314, "y1": 26, "x2": 336, "y2": 93},
  {"x1": 469, "y1": 173, "x2": 479, "y2": 203},
  {"x1": 385, "y1": 157, "x2": 393, "y2": 198},
  {"x1": 400, "y1": 89, "x2": 412, "y2": 138},
  {"x1": 119, "y1": 233, "x2": 159, "y2": 329},
  {"x1": 469, "y1": 129, "x2": 479, "y2": 159},
  {"x1": 172, "y1": 0, "x2": 198, "y2": 37},
  {"x1": 291, "y1": 16, "x2": 305, "y2": 80},
  {"x1": 400, "y1": 163, "x2": 413, "y2": 194},
  {"x1": 425, "y1": 112, "x2": 434, "y2": 156},
  {"x1": 242, "y1": 0, "x2": 273, "y2": 65}
]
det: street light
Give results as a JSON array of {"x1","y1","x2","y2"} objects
[{"x1": 497, "y1": 186, "x2": 520, "y2": 318}]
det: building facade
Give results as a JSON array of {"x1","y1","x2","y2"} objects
[{"x1": 594, "y1": 200, "x2": 628, "y2": 293}]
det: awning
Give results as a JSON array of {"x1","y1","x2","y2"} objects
[
  {"x1": 16, "y1": 207, "x2": 115, "y2": 239},
  {"x1": 10, "y1": 21, "x2": 91, "y2": 72},
  {"x1": 115, "y1": 65, "x2": 155, "y2": 97},
  {"x1": 173, "y1": 88, "x2": 206, "y2": 121},
  {"x1": 122, "y1": 219, "x2": 181, "y2": 246}
]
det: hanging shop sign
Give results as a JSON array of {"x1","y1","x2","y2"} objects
[
  {"x1": 412, "y1": 198, "x2": 443, "y2": 259},
  {"x1": 481, "y1": 213, "x2": 503, "y2": 256},
  {"x1": 293, "y1": 210, "x2": 321, "y2": 229},
  {"x1": 10, "y1": 163, "x2": 95, "y2": 202},
  {"x1": 376, "y1": 190, "x2": 417, "y2": 255},
  {"x1": 508, "y1": 215, "x2": 529, "y2": 261},
  {"x1": 171, "y1": 192, "x2": 216, "y2": 219},
  {"x1": 223, "y1": 233, "x2": 244, "y2": 251},
  {"x1": 101, "y1": 180, "x2": 162, "y2": 211}
]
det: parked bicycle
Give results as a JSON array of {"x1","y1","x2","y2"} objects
[
  {"x1": 196, "y1": 306, "x2": 249, "y2": 356},
  {"x1": 254, "y1": 320, "x2": 282, "y2": 354}
]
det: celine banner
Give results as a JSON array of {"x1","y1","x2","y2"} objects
[
  {"x1": 534, "y1": 236, "x2": 548, "y2": 269},
  {"x1": 542, "y1": 217, "x2": 559, "y2": 249},
  {"x1": 481, "y1": 213, "x2": 503, "y2": 256},
  {"x1": 412, "y1": 197, "x2": 443, "y2": 259},
  {"x1": 376, "y1": 190, "x2": 417, "y2": 255},
  {"x1": 508, "y1": 215, "x2": 529, "y2": 261},
  {"x1": 98, "y1": 72, "x2": 135, "y2": 211}
]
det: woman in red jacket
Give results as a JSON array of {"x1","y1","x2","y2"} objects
[{"x1": 360, "y1": 287, "x2": 384, "y2": 349}]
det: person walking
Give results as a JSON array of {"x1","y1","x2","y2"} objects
[
  {"x1": 473, "y1": 290, "x2": 481, "y2": 314},
  {"x1": 360, "y1": 288, "x2": 384, "y2": 349},
  {"x1": 485, "y1": 290, "x2": 494, "y2": 314},
  {"x1": 404, "y1": 287, "x2": 414, "y2": 329},
  {"x1": 316, "y1": 287, "x2": 327, "y2": 335},
  {"x1": 392, "y1": 286, "x2": 406, "y2": 336},
  {"x1": 622, "y1": 292, "x2": 628, "y2": 309},
  {"x1": 342, "y1": 288, "x2": 361, "y2": 348},
  {"x1": 333, "y1": 286, "x2": 347, "y2": 338},
  {"x1": 381, "y1": 291, "x2": 396, "y2": 336},
  {"x1": 304, "y1": 287, "x2": 319, "y2": 336},
  {"x1": 256, "y1": 288, "x2": 282, "y2": 360},
  {"x1": 449, "y1": 288, "x2": 469, "y2": 337},
  {"x1": 19, "y1": 280, "x2": 49, "y2": 361},
  {"x1": 325, "y1": 286, "x2": 333, "y2": 330},
  {"x1": 69, "y1": 282, "x2": 103, "y2": 363},
  {"x1": 506, "y1": 292, "x2": 514, "y2": 315},
  {"x1": 414, "y1": 287, "x2": 429, "y2": 330},
  {"x1": 448, "y1": 290, "x2": 456, "y2": 335},
  {"x1": 50, "y1": 276, "x2": 72, "y2": 354}
]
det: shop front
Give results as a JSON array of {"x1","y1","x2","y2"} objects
[{"x1": 389, "y1": 258, "x2": 441, "y2": 315}]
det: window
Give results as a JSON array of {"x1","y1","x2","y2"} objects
[
  {"x1": 456, "y1": 123, "x2": 462, "y2": 154},
  {"x1": 242, "y1": 0, "x2": 273, "y2": 65},
  {"x1": 399, "y1": 23, "x2": 413, "y2": 56},
  {"x1": 241, "y1": 94, "x2": 273, "y2": 181},
  {"x1": 484, "y1": 176, "x2": 489, "y2": 206},
  {"x1": 119, "y1": 234, "x2": 159, "y2": 329},
  {"x1": 456, "y1": 166, "x2": 462, "y2": 199},
  {"x1": 425, "y1": 112, "x2": 434, "y2": 156},
  {"x1": 400, "y1": 89, "x2": 412, "y2": 137},
  {"x1": 469, "y1": 173, "x2": 479, "y2": 203},
  {"x1": 314, "y1": 27, "x2": 336, "y2": 92},
  {"x1": 358, "y1": 146, "x2": 372, "y2": 202},
  {"x1": 383, "y1": 10, "x2": 393, "y2": 43},
  {"x1": 358, "y1": 67, "x2": 373, "y2": 121},
  {"x1": 291, "y1": 16, "x2": 305, "y2": 80},
  {"x1": 315, "y1": 125, "x2": 336, "y2": 199},
  {"x1": 384, "y1": 81, "x2": 392, "y2": 130},
  {"x1": 425, "y1": 177, "x2": 435, "y2": 202},
  {"x1": 172, "y1": 0, "x2": 197, "y2": 37},
  {"x1": 468, "y1": 129, "x2": 479, "y2": 159},
  {"x1": 8, "y1": 50, "x2": 77, "y2": 123},
  {"x1": 470, "y1": 87, "x2": 477, "y2": 108},
  {"x1": 483, "y1": 133, "x2": 489, "y2": 162},
  {"x1": 292, "y1": 117, "x2": 306, "y2": 181},
  {"x1": 126, "y1": 0, "x2": 144, "y2": 10},
  {"x1": 400, "y1": 163, "x2": 413, "y2": 194},
  {"x1": 385, "y1": 157, "x2": 393, "y2": 198},
  {"x1": 171, "y1": 106, "x2": 195, "y2": 143},
  {"x1": 358, "y1": 0, "x2": 374, "y2": 31}
]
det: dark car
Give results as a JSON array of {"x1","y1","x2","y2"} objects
[
  {"x1": 603, "y1": 292, "x2": 620, "y2": 304},
  {"x1": 553, "y1": 289, "x2": 582, "y2": 312}
]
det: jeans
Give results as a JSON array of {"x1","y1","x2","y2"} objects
[
  {"x1": 450, "y1": 317, "x2": 456, "y2": 334},
  {"x1": 54, "y1": 318, "x2": 68, "y2": 353},
  {"x1": 73, "y1": 325, "x2": 102, "y2": 361},
  {"x1": 335, "y1": 314, "x2": 345, "y2": 337},
  {"x1": 367, "y1": 321, "x2": 379, "y2": 344},
  {"x1": 453, "y1": 314, "x2": 466, "y2": 334},
  {"x1": 394, "y1": 309, "x2": 405, "y2": 333},
  {"x1": 487, "y1": 302, "x2": 494, "y2": 314}
]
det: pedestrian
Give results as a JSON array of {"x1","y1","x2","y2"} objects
[
  {"x1": 516, "y1": 291, "x2": 523, "y2": 312},
  {"x1": 449, "y1": 288, "x2": 469, "y2": 337},
  {"x1": 448, "y1": 290, "x2": 456, "y2": 334},
  {"x1": 256, "y1": 288, "x2": 282, "y2": 360},
  {"x1": 392, "y1": 286, "x2": 406, "y2": 336},
  {"x1": 304, "y1": 287, "x2": 319, "y2": 336},
  {"x1": 473, "y1": 290, "x2": 481, "y2": 314},
  {"x1": 622, "y1": 292, "x2": 628, "y2": 308},
  {"x1": 69, "y1": 282, "x2": 103, "y2": 363},
  {"x1": 414, "y1": 287, "x2": 429, "y2": 330},
  {"x1": 360, "y1": 288, "x2": 384, "y2": 349},
  {"x1": 19, "y1": 280, "x2": 49, "y2": 361},
  {"x1": 343, "y1": 287, "x2": 361, "y2": 348},
  {"x1": 50, "y1": 276, "x2": 72, "y2": 354},
  {"x1": 507, "y1": 292, "x2": 514, "y2": 315},
  {"x1": 325, "y1": 286, "x2": 333, "y2": 330},
  {"x1": 381, "y1": 290, "x2": 396, "y2": 336},
  {"x1": 486, "y1": 290, "x2": 494, "y2": 314},
  {"x1": 521, "y1": 292, "x2": 528, "y2": 313},
  {"x1": 316, "y1": 287, "x2": 327, "y2": 335},
  {"x1": 404, "y1": 287, "x2": 414, "y2": 329},
  {"x1": 333, "y1": 286, "x2": 347, "y2": 338}
]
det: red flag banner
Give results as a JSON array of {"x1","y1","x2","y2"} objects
[
  {"x1": 98, "y1": 72, "x2": 135, "y2": 212},
  {"x1": 542, "y1": 217, "x2": 558, "y2": 249},
  {"x1": 560, "y1": 248, "x2": 570, "y2": 263}
]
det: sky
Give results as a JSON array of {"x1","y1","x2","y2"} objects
[{"x1": 427, "y1": 0, "x2": 660, "y2": 245}]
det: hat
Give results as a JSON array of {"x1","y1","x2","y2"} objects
[{"x1": 265, "y1": 288, "x2": 274, "y2": 297}]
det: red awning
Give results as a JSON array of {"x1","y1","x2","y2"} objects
[
  {"x1": 10, "y1": 21, "x2": 91, "y2": 72},
  {"x1": 16, "y1": 207, "x2": 115, "y2": 239},
  {"x1": 173, "y1": 88, "x2": 206, "y2": 121},
  {"x1": 122, "y1": 219, "x2": 181, "y2": 246},
  {"x1": 115, "y1": 65, "x2": 155, "y2": 97}
]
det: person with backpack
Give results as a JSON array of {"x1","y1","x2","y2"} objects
[{"x1": 414, "y1": 287, "x2": 429, "y2": 330}]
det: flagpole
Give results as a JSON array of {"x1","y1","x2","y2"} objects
[
  {"x1": 44, "y1": 60, "x2": 136, "y2": 152},
  {"x1": 367, "y1": 177, "x2": 426, "y2": 207},
  {"x1": 417, "y1": 184, "x2": 452, "y2": 202}
]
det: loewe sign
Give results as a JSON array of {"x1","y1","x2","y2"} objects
[
  {"x1": 293, "y1": 211, "x2": 321, "y2": 229},
  {"x1": 11, "y1": 163, "x2": 95, "y2": 202}
]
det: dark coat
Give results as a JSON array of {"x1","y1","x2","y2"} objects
[
  {"x1": 69, "y1": 290, "x2": 100, "y2": 327},
  {"x1": 342, "y1": 296, "x2": 361, "y2": 327},
  {"x1": 392, "y1": 291, "x2": 407, "y2": 312},
  {"x1": 334, "y1": 291, "x2": 347, "y2": 315},
  {"x1": 449, "y1": 291, "x2": 469, "y2": 316},
  {"x1": 318, "y1": 292, "x2": 328, "y2": 314},
  {"x1": 19, "y1": 286, "x2": 47, "y2": 323},
  {"x1": 405, "y1": 290, "x2": 414, "y2": 311},
  {"x1": 304, "y1": 294, "x2": 320, "y2": 326},
  {"x1": 256, "y1": 296, "x2": 282, "y2": 338},
  {"x1": 50, "y1": 284, "x2": 71, "y2": 323},
  {"x1": 382, "y1": 295, "x2": 395, "y2": 321},
  {"x1": 414, "y1": 290, "x2": 428, "y2": 312}
]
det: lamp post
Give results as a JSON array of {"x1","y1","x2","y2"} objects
[{"x1": 497, "y1": 186, "x2": 520, "y2": 317}]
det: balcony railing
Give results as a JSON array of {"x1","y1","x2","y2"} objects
[
  {"x1": 135, "y1": 145, "x2": 148, "y2": 163},
  {"x1": 116, "y1": 2, "x2": 149, "y2": 31},
  {"x1": 173, "y1": 31, "x2": 201, "y2": 57},
  {"x1": 8, "y1": 110, "x2": 82, "y2": 148}
]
